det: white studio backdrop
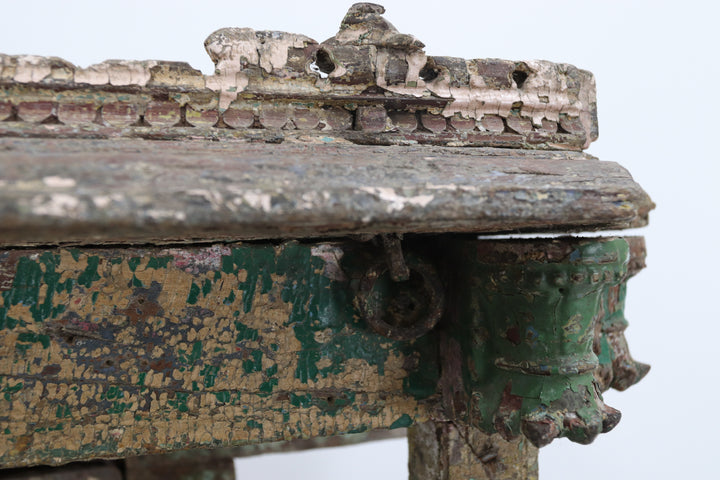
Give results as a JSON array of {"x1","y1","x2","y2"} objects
[{"x1": 1, "y1": 1, "x2": 718, "y2": 478}]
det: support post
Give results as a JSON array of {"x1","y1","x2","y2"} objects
[{"x1": 409, "y1": 421, "x2": 538, "y2": 480}]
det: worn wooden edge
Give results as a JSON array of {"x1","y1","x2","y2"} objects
[
  {"x1": 0, "y1": 138, "x2": 653, "y2": 247},
  {"x1": 0, "y1": 430, "x2": 405, "y2": 479},
  {"x1": 129, "y1": 428, "x2": 406, "y2": 462}
]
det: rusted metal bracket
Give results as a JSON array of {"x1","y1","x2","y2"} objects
[
  {"x1": 381, "y1": 234, "x2": 410, "y2": 282},
  {"x1": 356, "y1": 242, "x2": 444, "y2": 341}
]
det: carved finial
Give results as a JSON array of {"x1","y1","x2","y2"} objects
[
  {"x1": 329, "y1": 3, "x2": 425, "y2": 50},
  {"x1": 342, "y1": 2, "x2": 386, "y2": 24}
]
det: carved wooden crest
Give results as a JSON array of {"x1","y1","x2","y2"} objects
[{"x1": 1, "y1": 3, "x2": 596, "y2": 150}]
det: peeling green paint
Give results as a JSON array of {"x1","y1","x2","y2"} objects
[
  {"x1": 187, "y1": 282, "x2": 201, "y2": 305},
  {"x1": 169, "y1": 392, "x2": 189, "y2": 413},
  {"x1": 443, "y1": 238, "x2": 630, "y2": 446},
  {"x1": 0, "y1": 237, "x2": 644, "y2": 466},
  {"x1": 147, "y1": 257, "x2": 173, "y2": 269},
  {"x1": 77, "y1": 256, "x2": 101, "y2": 288},
  {"x1": 200, "y1": 364, "x2": 220, "y2": 388},
  {"x1": 242, "y1": 350, "x2": 263, "y2": 374},
  {"x1": 390, "y1": 414, "x2": 413, "y2": 429},
  {"x1": 128, "y1": 257, "x2": 142, "y2": 272},
  {"x1": 214, "y1": 391, "x2": 231, "y2": 403},
  {"x1": 234, "y1": 322, "x2": 258, "y2": 342}
]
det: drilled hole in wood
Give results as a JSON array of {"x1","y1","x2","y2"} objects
[
  {"x1": 2, "y1": 105, "x2": 20, "y2": 122},
  {"x1": 512, "y1": 69, "x2": 529, "y2": 88},
  {"x1": 40, "y1": 115, "x2": 63, "y2": 125},
  {"x1": 311, "y1": 49, "x2": 335, "y2": 78},
  {"x1": 131, "y1": 115, "x2": 151, "y2": 127},
  {"x1": 419, "y1": 63, "x2": 438, "y2": 82},
  {"x1": 384, "y1": 272, "x2": 425, "y2": 328}
]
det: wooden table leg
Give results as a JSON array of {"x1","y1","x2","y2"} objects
[
  {"x1": 0, "y1": 461, "x2": 123, "y2": 479},
  {"x1": 409, "y1": 421, "x2": 538, "y2": 480},
  {"x1": 124, "y1": 452, "x2": 235, "y2": 480}
]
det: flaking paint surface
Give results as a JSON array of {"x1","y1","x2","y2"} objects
[{"x1": 0, "y1": 242, "x2": 432, "y2": 467}]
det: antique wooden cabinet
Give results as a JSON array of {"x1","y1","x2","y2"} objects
[{"x1": 0, "y1": 3, "x2": 652, "y2": 479}]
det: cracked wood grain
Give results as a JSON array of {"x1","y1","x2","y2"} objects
[{"x1": 0, "y1": 139, "x2": 653, "y2": 247}]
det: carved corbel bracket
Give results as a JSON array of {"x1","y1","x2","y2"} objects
[{"x1": 436, "y1": 237, "x2": 648, "y2": 447}]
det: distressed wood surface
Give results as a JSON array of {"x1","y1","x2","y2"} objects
[
  {"x1": 0, "y1": 3, "x2": 598, "y2": 150},
  {"x1": 409, "y1": 421, "x2": 538, "y2": 480},
  {"x1": 0, "y1": 138, "x2": 653, "y2": 247},
  {"x1": 0, "y1": 241, "x2": 437, "y2": 467},
  {"x1": 0, "y1": 237, "x2": 648, "y2": 467}
]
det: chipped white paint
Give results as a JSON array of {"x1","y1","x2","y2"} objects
[
  {"x1": 0, "y1": 3, "x2": 597, "y2": 148},
  {"x1": 359, "y1": 187, "x2": 434, "y2": 213},
  {"x1": 73, "y1": 60, "x2": 157, "y2": 86},
  {"x1": 377, "y1": 49, "x2": 429, "y2": 94},
  {"x1": 30, "y1": 193, "x2": 81, "y2": 217},
  {"x1": 6, "y1": 55, "x2": 74, "y2": 83},
  {"x1": 204, "y1": 28, "x2": 315, "y2": 110},
  {"x1": 423, "y1": 60, "x2": 590, "y2": 129},
  {"x1": 42, "y1": 176, "x2": 76, "y2": 188},
  {"x1": 311, "y1": 244, "x2": 347, "y2": 281},
  {"x1": 108, "y1": 60, "x2": 156, "y2": 86},
  {"x1": 321, "y1": 4, "x2": 596, "y2": 143},
  {"x1": 298, "y1": 191, "x2": 321, "y2": 210},
  {"x1": 425, "y1": 183, "x2": 458, "y2": 191},
  {"x1": 12, "y1": 56, "x2": 51, "y2": 83},
  {"x1": 92, "y1": 196, "x2": 112, "y2": 209},
  {"x1": 239, "y1": 191, "x2": 272, "y2": 212},
  {"x1": 0, "y1": 54, "x2": 16, "y2": 81},
  {"x1": 187, "y1": 189, "x2": 224, "y2": 211},
  {"x1": 74, "y1": 63, "x2": 110, "y2": 85},
  {"x1": 92, "y1": 194, "x2": 125, "y2": 209},
  {"x1": 145, "y1": 209, "x2": 187, "y2": 222}
]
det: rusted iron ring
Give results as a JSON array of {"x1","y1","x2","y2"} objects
[{"x1": 356, "y1": 254, "x2": 444, "y2": 341}]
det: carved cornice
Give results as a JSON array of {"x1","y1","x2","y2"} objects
[{"x1": 0, "y1": 3, "x2": 597, "y2": 150}]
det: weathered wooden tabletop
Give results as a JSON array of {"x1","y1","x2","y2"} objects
[{"x1": 0, "y1": 138, "x2": 652, "y2": 246}]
